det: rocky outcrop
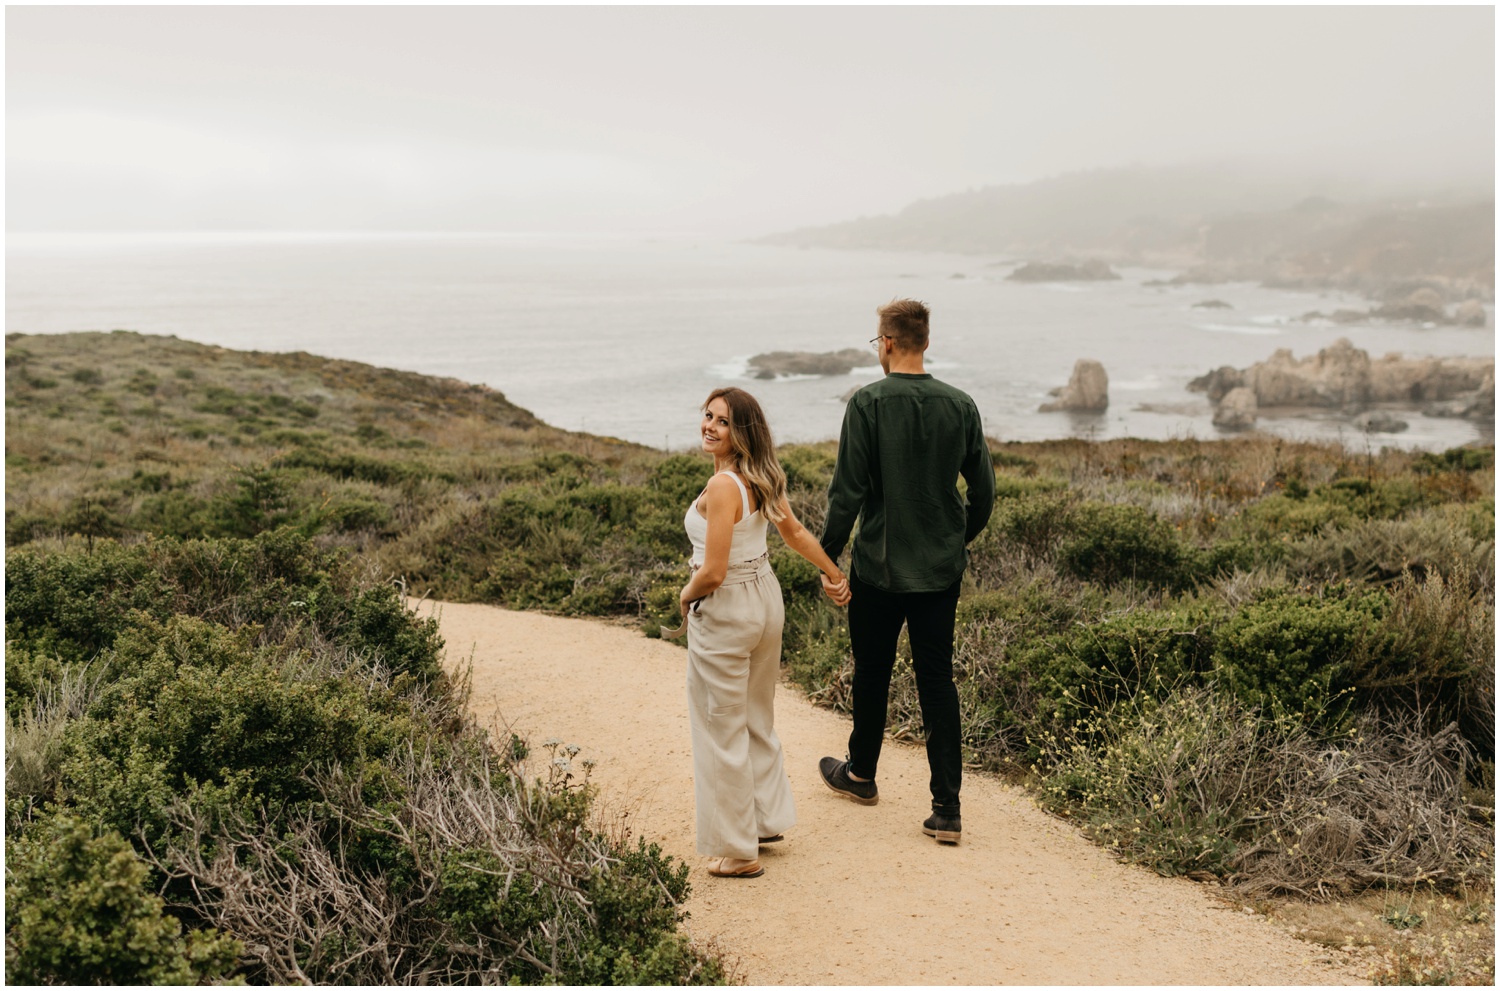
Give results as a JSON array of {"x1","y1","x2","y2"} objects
[
  {"x1": 1355, "y1": 411, "x2": 1409, "y2": 433},
  {"x1": 1374, "y1": 287, "x2": 1448, "y2": 323},
  {"x1": 1039, "y1": 360, "x2": 1109, "y2": 412},
  {"x1": 1368, "y1": 352, "x2": 1493, "y2": 403},
  {"x1": 1248, "y1": 339, "x2": 1372, "y2": 408},
  {"x1": 1191, "y1": 339, "x2": 1495, "y2": 421},
  {"x1": 1007, "y1": 260, "x2": 1120, "y2": 282},
  {"x1": 1426, "y1": 369, "x2": 1496, "y2": 420},
  {"x1": 1212, "y1": 387, "x2": 1258, "y2": 430},
  {"x1": 1191, "y1": 299, "x2": 1233, "y2": 309},
  {"x1": 749, "y1": 348, "x2": 877, "y2": 379},
  {"x1": 1300, "y1": 291, "x2": 1490, "y2": 328},
  {"x1": 1455, "y1": 299, "x2": 1488, "y2": 327},
  {"x1": 1187, "y1": 365, "x2": 1244, "y2": 403}
]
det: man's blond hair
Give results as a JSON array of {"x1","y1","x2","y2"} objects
[{"x1": 877, "y1": 298, "x2": 930, "y2": 352}]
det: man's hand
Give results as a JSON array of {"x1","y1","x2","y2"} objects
[{"x1": 821, "y1": 573, "x2": 851, "y2": 607}]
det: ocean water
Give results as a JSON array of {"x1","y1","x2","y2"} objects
[{"x1": 6, "y1": 232, "x2": 1494, "y2": 452}]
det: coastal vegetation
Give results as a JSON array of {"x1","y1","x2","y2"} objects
[
  {"x1": 7, "y1": 330, "x2": 1494, "y2": 982},
  {"x1": 5, "y1": 332, "x2": 724, "y2": 985}
]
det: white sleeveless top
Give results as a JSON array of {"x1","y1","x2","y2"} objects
[{"x1": 684, "y1": 470, "x2": 769, "y2": 567}]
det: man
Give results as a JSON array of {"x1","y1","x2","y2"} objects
[{"x1": 816, "y1": 298, "x2": 995, "y2": 845}]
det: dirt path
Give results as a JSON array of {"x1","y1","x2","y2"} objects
[{"x1": 420, "y1": 601, "x2": 1366, "y2": 986}]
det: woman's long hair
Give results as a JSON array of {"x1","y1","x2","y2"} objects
[{"x1": 703, "y1": 387, "x2": 788, "y2": 523}]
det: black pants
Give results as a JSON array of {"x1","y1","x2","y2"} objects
[{"x1": 846, "y1": 572, "x2": 963, "y2": 816}]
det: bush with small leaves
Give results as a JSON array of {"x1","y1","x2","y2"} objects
[{"x1": 4, "y1": 815, "x2": 241, "y2": 985}]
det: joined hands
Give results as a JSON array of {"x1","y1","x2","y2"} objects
[{"x1": 821, "y1": 573, "x2": 852, "y2": 607}]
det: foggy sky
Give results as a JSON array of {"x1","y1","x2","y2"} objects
[{"x1": 7, "y1": 6, "x2": 1495, "y2": 236}]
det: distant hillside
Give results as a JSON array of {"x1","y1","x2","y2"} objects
[{"x1": 760, "y1": 165, "x2": 1495, "y2": 300}]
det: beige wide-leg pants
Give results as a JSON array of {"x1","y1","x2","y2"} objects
[{"x1": 685, "y1": 553, "x2": 797, "y2": 860}]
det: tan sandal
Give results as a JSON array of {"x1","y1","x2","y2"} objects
[{"x1": 708, "y1": 857, "x2": 764, "y2": 878}]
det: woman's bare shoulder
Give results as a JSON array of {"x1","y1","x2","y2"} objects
[{"x1": 699, "y1": 472, "x2": 740, "y2": 505}]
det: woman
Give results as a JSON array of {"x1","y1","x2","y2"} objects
[{"x1": 678, "y1": 386, "x2": 849, "y2": 879}]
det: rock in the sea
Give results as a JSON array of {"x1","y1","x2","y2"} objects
[
  {"x1": 1192, "y1": 341, "x2": 1494, "y2": 421},
  {"x1": 1455, "y1": 299, "x2": 1488, "y2": 327},
  {"x1": 1213, "y1": 387, "x2": 1259, "y2": 430},
  {"x1": 748, "y1": 348, "x2": 877, "y2": 379},
  {"x1": 1356, "y1": 411, "x2": 1409, "y2": 433},
  {"x1": 1299, "y1": 309, "x2": 1370, "y2": 324},
  {"x1": 1246, "y1": 338, "x2": 1370, "y2": 409},
  {"x1": 1167, "y1": 266, "x2": 1234, "y2": 286},
  {"x1": 1039, "y1": 359, "x2": 1109, "y2": 412},
  {"x1": 1424, "y1": 368, "x2": 1496, "y2": 420},
  {"x1": 838, "y1": 384, "x2": 862, "y2": 403},
  {"x1": 1007, "y1": 259, "x2": 1120, "y2": 282},
  {"x1": 1375, "y1": 287, "x2": 1449, "y2": 323},
  {"x1": 1187, "y1": 365, "x2": 1244, "y2": 403},
  {"x1": 1368, "y1": 351, "x2": 1493, "y2": 403},
  {"x1": 1191, "y1": 299, "x2": 1233, "y2": 310}
]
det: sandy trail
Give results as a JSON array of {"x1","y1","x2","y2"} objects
[{"x1": 421, "y1": 601, "x2": 1364, "y2": 986}]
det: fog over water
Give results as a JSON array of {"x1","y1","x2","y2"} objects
[{"x1": 7, "y1": 7, "x2": 1494, "y2": 235}]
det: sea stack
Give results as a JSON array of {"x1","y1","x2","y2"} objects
[{"x1": 1039, "y1": 359, "x2": 1109, "y2": 412}]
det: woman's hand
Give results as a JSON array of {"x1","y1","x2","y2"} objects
[
  {"x1": 821, "y1": 573, "x2": 851, "y2": 607},
  {"x1": 679, "y1": 588, "x2": 700, "y2": 618}
]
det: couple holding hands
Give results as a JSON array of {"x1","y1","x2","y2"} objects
[{"x1": 671, "y1": 299, "x2": 996, "y2": 879}]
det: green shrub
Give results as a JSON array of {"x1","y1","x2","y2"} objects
[
  {"x1": 1414, "y1": 447, "x2": 1494, "y2": 474},
  {"x1": 649, "y1": 453, "x2": 713, "y2": 506},
  {"x1": 978, "y1": 490, "x2": 1076, "y2": 562},
  {"x1": 782, "y1": 596, "x2": 853, "y2": 703},
  {"x1": 144, "y1": 745, "x2": 725, "y2": 985},
  {"x1": 4, "y1": 542, "x2": 173, "y2": 666},
  {"x1": 1050, "y1": 600, "x2": 1221, "y2": 703},
  {"x1": 1230, "y1": 491, "x2": 1355, "y2": 541},
  {"x1": 1208, "y1": 586, "x2": 1382, "y2": 720},
  {"x1": 497, "y1": 450, "x2": 601, "y2": 486},
  {"x1": 1289, "y1": 510, "x2": 1495, "y2": 587},
  {"x1": 6, "y1": 530, "x2": 444, "y2": 688},
  {"x1": 5, "y1": 815, "x2": 241, "y2": 985},
  {"x1": 1036, "y1": 689, "x2": 1492, "y2": 894},
  {"x1": 58, "y1": 614, "x2": 431, "y2": 848},
  {"x1": 321, "y1": 493, "x2": 393, "y2": 533},
  {"x1": 1058, "y1": 502, "x2": 1196, "y2": 589},
  {"x1": 277, "y1": 448, "x2": 421, "y2": 486},
  {"x1": 778, "y1": 446, "x2": 836, "y2": 494},
  {"x1": 1341, "y1": 572, "x2": 1495, "y2": 758}
]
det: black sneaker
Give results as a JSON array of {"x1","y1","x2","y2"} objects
[
  {"x1": 923, "y1": 812, "x2": 961, "y2": 845},
  {"x1": 818, "y1": 757, "x2": 878, "y2": 805}
]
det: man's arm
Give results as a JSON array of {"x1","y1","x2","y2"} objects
[
  {"x1": 820, "y1": 395, "x2": 872, "y2": 562},
  {"x1": 960, "y1": 404, "x2": 995, "y2": 544}
]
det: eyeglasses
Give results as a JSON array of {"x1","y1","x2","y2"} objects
[{"x1": 869, "y1": 334, "x2": 890, "y2": 352}]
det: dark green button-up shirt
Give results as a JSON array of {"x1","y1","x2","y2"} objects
[{"x1": 819, "y1": 372, "x2": 996, "y2": 593}]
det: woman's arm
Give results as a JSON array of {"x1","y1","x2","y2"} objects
[
  {"x1": 772, "y1": 495, "x2": 849, "y2": 591},
  {"x1": 679, "y1": 475, "x2": 738, "y2": 611}
]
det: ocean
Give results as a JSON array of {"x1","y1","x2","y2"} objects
[{"x1": 6, "y1": 232, "x2": 1493, "y2": 452}]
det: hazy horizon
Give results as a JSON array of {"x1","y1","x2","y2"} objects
[{"x1": 8, "y1": 6, "x2": 1495, "y2": 238}]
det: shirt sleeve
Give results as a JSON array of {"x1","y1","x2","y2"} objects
[
  {"x1": 820, "y1": 394, "x2": 872, "y2": 562},
  {"x1": 960, "y1": 403, "x2": 995, "y2": 544}
]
